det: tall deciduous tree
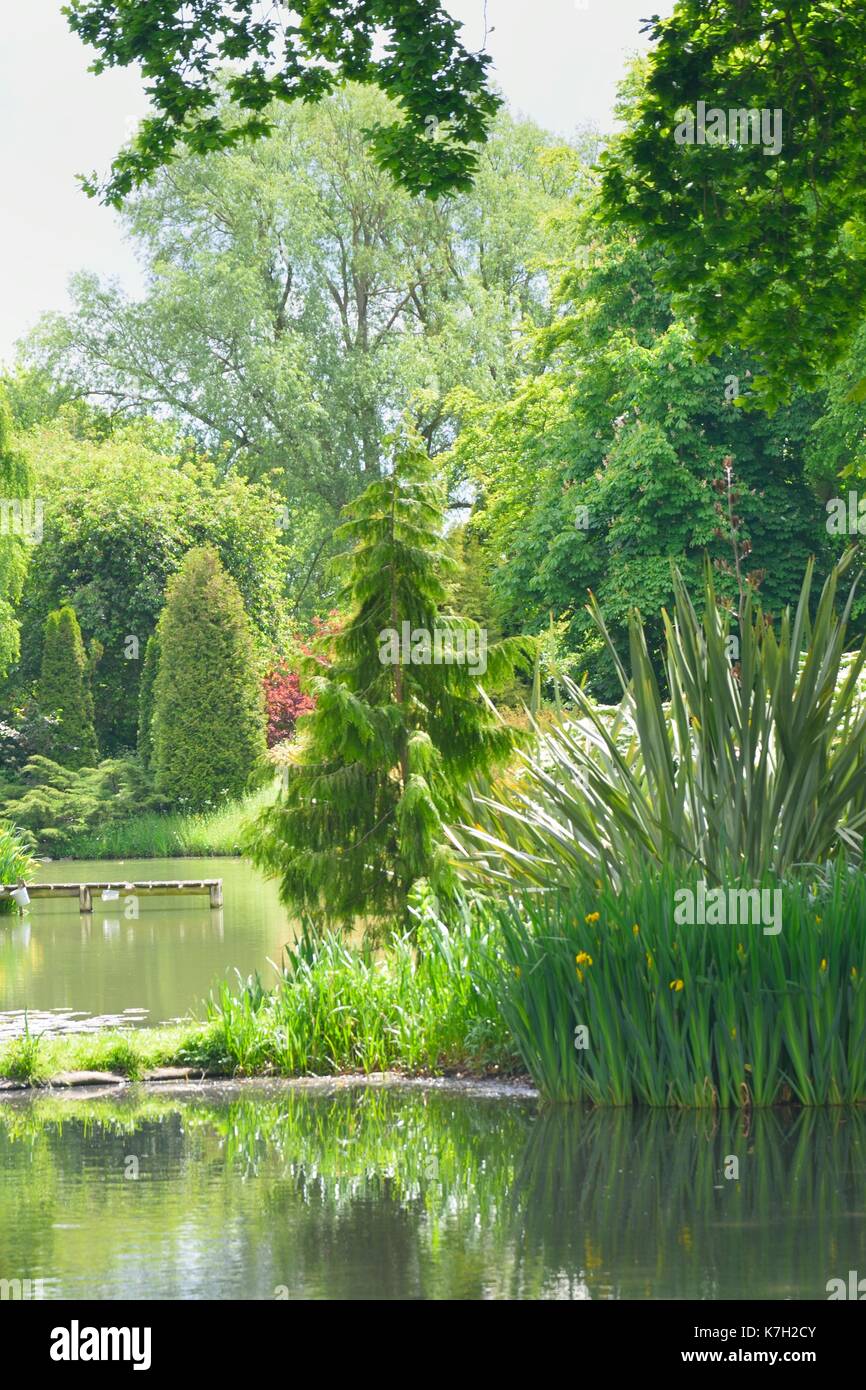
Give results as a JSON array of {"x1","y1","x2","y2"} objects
[
  {"x1": 447, "y1": 199, "x2": 826, "y2": 698},
  {"x1": 66, "y1": 0, "x2": 500, "y2": 202},
  {"x1": 38, "y1": 605, "x2": 99, "y2": 770},
  {"x1": 248, "y1": 426, "x2": 532, "y2": 925},
  {"x1": 600, "y1": 3, "x2": 866, "y2": 406},
  {"x1": 11, "y1": 416, "x2": 287, "y2": 752},
  {"x1": 23, "y1": 93, "x2": 580, "y2": 613},
  {"x1": 152, "y1": 547, "x2": 267, "y2": 810}
]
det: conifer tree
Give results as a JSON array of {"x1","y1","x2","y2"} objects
[
  {"x1": 152, "y1": 547, "x2": 267, "y2": 810},
  {"x1": 248, "y1": 426, "x2": 532, "y2": 924},
  {"x1": 38, "y1": 605, "x2": 99, "y2": 769},
  {"x1": 0, "y1": 396, "x2": 33, "y2": 679},
  {"x1": 137, "y1": 631, "x2": 160, "y2": 769}
]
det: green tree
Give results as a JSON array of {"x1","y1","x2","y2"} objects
[
  {"x1": 152, "y1": 547, "x2": 267, "y2": 810},
  {"x1": 599, "y1": 3, "x2": 866, "y2": 407},
  {"x1": 447, "y1": 200, "x2": 826, "y2": 697},
  {"x1": 66, "y1": 0, "x2": 500, "y2": 203},
  {"x1": 137, "y1": 631, "x2": 160, "y2": 770},
  {"x1": 38, "y1": 605, "x2": 99, "y2": 769},
  {"x1": 0, "y1": 397, "x2": 33, "y2": 679},
  {"x1": 11, "y1": 415, "x2": 288, "y2": 752},
  {"x1": 248, "y1": 426, "x2": 532, "y2": 925},
  {"x1": 23, "y1": 93, "x2": 579, "y2": 614}
]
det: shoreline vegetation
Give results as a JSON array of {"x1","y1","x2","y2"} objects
[
  {"x1": 38, "y1": 785, "x2": 275, "y2": 861},
  {"x1": 3, "y1": 874, "x2": 865, "y2": 1107},
  {"x1": 7, "y1": 547, "x2": 866, "y2": 1111}
]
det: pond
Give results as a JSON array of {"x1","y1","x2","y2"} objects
[
  {"x1": 0, "y1": 1082, "x2": 864, "y2": 1300},
  {"x1": 0, "y1": 857, "x2": 295, "y2": 1036}
]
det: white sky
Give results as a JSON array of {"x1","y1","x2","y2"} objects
[{"x1": 0, "y1": 0, "x2": 675, "y2": 364}]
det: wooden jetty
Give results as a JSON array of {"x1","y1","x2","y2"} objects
[{"x1": 0, "y1": 879, "x2": 223, "y2": 911}]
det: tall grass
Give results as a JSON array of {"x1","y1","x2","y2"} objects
[
  {"x1": 207, "y1": 903, "x2": 517, "y2": 1077},
  {"x1": 60, "y1": 785, "x2": 275, "y2": 859},
  {"x1": 491, "y1": 865, "x2": 866, "y2": 1105}
]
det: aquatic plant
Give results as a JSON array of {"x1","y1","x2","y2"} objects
[
  {"x1": 488, "y1": 865, "x2": 866, "y2": 1105},
  {"x1": 207, "y1": 902, "x2": 516, "y2": 1077}
]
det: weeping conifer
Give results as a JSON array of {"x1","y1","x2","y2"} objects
[{"x1": 247, "y1": 426, "x2": 532, "y2": 924}]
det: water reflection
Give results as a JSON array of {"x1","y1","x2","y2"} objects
[
  {"x1": 0, "y1": 1084, "x2": 863, "y2": 1300},
  {"x1": 0, "y1": 857, "x2": 294, "y2": 1030}
]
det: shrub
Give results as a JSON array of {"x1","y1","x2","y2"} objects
[
  {"x1": 37, "y1": 605, "x2": 98, "y2": 770},
  {"x1": 0, "y1": 755, "x2": 164, "y2": 853},
  {"x1": 262, "y1": 663, "x2": 314, "y2": 746},
  {"x1": 152, "y1": 547, "x2": 268, "y2": 811},
  {"x1": 455, "y1": 553, "x2": 866, "y2": 894}
]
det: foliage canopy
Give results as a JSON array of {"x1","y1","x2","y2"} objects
[
  {"x1": 600, "y1": 1, "x2": 866, "y2": 407},
  {"x1": 65, "y1": 0, "x2": 501, "y2": 201}
]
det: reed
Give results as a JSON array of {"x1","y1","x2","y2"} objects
[
  {"x1": 60, "y1": 785, "x2": 275, "y2": 859},
  {"x1": 489, "y1": 864, "x2": 866, "y2": 1105},
  {"x1": 0, "y1": 820, "x2": 36, "y2": 914},
  {"x1": 207, "y1": 905, "x2": 517, "y2": 1077}
]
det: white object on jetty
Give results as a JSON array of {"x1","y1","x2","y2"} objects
[
  {"x1": 0, "y1": 879, "x2": 223, "y2": 912},
  {"x1": 10, "y1": 886, "x2": 30, "y2": 908}
]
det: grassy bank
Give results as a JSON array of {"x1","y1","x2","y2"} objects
[
  {"x1": 0, "y1": 1022, "x2": 214, "y2": 1084},
  {"x1": 55, "y1": 785, "x2": 275, "y2": 859},
  {"x1": 0, "y1": 912, "x2": 520, "y2": 1085}
]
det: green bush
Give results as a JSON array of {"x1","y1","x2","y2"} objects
[
  {"x1": 153, "y1": 547, "x2": 268, "y2": 811},
  {"x1": 455, "y1": 553, "x2": 866, "y2": 894},
  {"x1": 0, "y1": 820, "x2": 36, "y2": 915},
  {"x1": 0, "y1": 755, "x2": 164, "y2": 853},
  {"x1": 37, "y1": 604, "x2": 98, "y2": 769}
]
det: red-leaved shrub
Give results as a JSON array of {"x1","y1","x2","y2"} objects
[
  {"x1": 262, "y1": 665, "x2": 315, "y2": 747},
  {"x1": 263, "y1": 614, "x2": 342, "y2": 746}
]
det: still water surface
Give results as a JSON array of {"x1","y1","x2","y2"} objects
[
  {"x1": 0, "y1": 1084, "x2": 864, "y2": 1300},
  {"x1": 0, "y1": 857, "x2": 295, "y2": 1031}
]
